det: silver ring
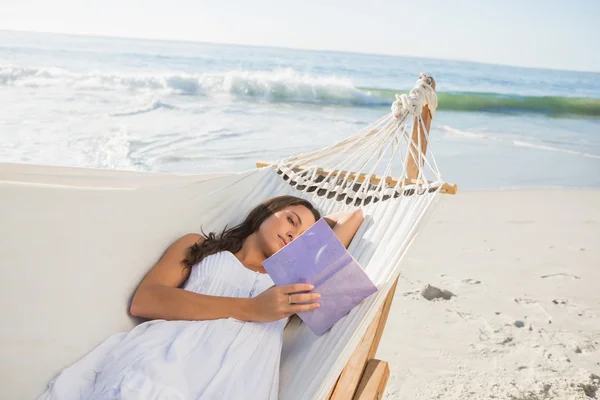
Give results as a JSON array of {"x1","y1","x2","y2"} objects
[{"x1": 288, "y1": 295, "x2": 292, "y2": 304}]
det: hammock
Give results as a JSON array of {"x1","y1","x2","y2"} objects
[{"x1": 0, "y1": 74, "x2": 456, "y2": 399}]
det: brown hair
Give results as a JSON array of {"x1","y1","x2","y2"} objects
[{"x1": 183, "y1": 195, "x2": 321, "y2": 269}]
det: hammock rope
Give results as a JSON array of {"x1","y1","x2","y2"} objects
[
  {"x1": 265, "y1": 73, "x2": 442, "y2": 208},
  {"x1": 262, "y1": 74, "x2": 447, "y2": 398}
]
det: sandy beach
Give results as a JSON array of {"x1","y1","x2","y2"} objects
[
  {"x1": 2, "y1": 6, "x2": 600, "y2": 400},
  {"x1": 378, "y1": 189, "x2": 600, "y2": 399}
]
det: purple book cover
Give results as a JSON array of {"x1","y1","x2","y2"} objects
[{"x1": 262, "y1": 218, "x2": 378, "y2": 336}]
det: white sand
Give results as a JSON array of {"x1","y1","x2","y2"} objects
[{"x1": 378, "y1": 189, "x2": 600, "y2": 399}]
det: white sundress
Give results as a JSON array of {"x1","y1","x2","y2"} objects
[{"x1": 38, "y1": 251, "x2": 287, "y2": 400}]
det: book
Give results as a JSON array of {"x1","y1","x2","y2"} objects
[{"x1": 262, "y1": 218, "x2": 378, "y2": 336}]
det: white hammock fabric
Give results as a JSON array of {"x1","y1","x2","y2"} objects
[{"x1": 0, "y1": 74, "x2": 443, "y2": 399}]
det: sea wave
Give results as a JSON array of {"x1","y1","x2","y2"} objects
[
  {"x1": 2, "y1": 65, "x2": 599, "y2": 117},
  {"x1": 110, "y1": 98, "x2": 176, "y2": 117},
  {"x1": 368, "y1": 88, "x2": 600, "y2": 117},
  {"x1": 0, "y1": 66, "x2": 376, "y2": 105}
]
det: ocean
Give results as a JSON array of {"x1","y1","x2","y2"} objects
[{"x1": 1, "y1": 30, "x2": 599, "y2": 189}]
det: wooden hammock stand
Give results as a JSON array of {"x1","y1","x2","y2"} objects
[{"x1": 257, "y1": 76, "x2": 457, "y2": 399}]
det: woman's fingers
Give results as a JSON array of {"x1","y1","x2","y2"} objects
[
  {"x1": 290, "y1": 302, "x2": 320, "y2": 313},
  {"x1": 276, "y1": 284, "x2": 320, "y2": 316},
  {"x1": 280, "y1": 283, "x2": 314, "y2": 294},
  {"x1": 289, "y1": 292, "x2": 320, "y2": 304}
]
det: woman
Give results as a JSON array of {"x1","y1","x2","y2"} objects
[{"x1": 39, "y1": 195, "x2": 364, "y2": 400}]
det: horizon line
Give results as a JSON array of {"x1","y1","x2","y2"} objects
[{"x1": 2, "y1": 28, "x2": 599, "y2": 75}]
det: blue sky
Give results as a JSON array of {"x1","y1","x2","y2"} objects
[{"x1": 2, "y1": 0, "x2": 598, "y2": 72}]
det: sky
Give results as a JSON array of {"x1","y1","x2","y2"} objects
[{"x1": 1, "y1": 0, "x2": 598, "y2": 72}]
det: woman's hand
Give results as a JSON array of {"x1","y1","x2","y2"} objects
[
  {"x1": 323, "y1": 208, "x2": 364, "y2": 248},
  {"x1": 248, "y1": 283, "x2": 320, "y2": 322}
]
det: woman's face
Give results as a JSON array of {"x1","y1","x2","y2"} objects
[{"x1": 257, "y1": 205, "x2": 318, "y2": 256}]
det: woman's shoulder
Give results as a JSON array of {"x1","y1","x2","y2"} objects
[{"x1": 178, "y1": 233, "x2": 205, "y2": 245}]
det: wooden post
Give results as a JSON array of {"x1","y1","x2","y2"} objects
[
  {"x1": 328, "y1": 77, "x2": 437, "y2": 400},
  {"x1": 328, "y1": 299, "x2": 387, "y2": 399},
  {"x1": 406, "y1": 77, "x2": 435, "y2": 181},
  {"x1": 353, "y1": 360, "x2": 390, "y2": 400}
]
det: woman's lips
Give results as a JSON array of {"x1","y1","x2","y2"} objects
[{"x1": 278, "y1": 235, "x2": 287, "y2": 247}]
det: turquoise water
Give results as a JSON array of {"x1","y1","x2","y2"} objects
[{"x1": 1, "y1": 30, "x2": 599, "y2": 189}]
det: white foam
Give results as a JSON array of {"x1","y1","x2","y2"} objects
[
  {"x1": 442, "y1": 125, "x2": 600, "y2": 160},
  {"x1": 442, "y1": 125, "x2": 500, "y2": 141},
  {"x1": 1, "y1": 65, "x2": 385, "y2": 106},
  {"x1": 513, "y1": 140, "x2": 600, "y2": 159},
  {"x1": 90, "y1": 128, "x2": 140, "y2": 170}
]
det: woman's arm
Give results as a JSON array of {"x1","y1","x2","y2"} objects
[
  {"x1": 129, "y1": 234, "x2": 253, "y2": 321},
  {"x1": 129, "y1": 234, "x2": 319, "y2": 322},
  {"x1": 323, "y1": 208, "x2": 364, "y2": 248}
]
